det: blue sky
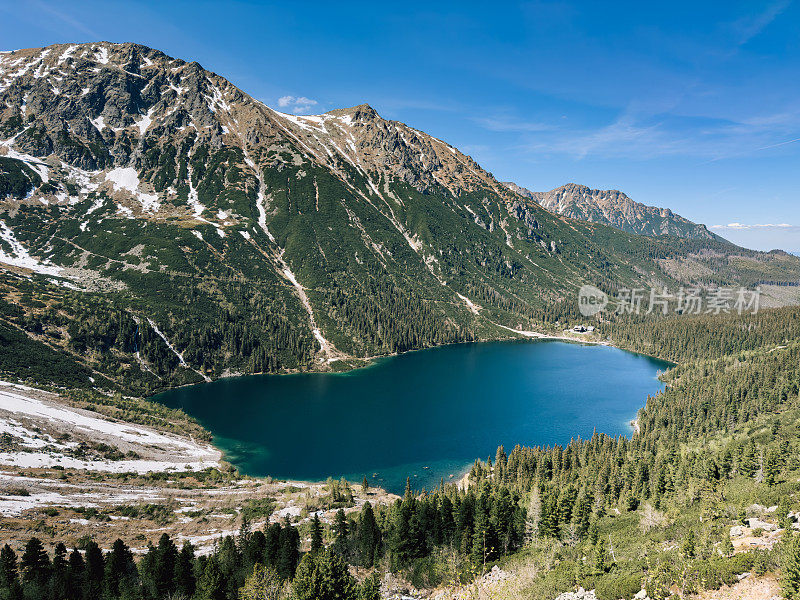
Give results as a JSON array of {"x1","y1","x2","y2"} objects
[{"x1": 2, "y1": 1, "x2": 799, "y2": 252}]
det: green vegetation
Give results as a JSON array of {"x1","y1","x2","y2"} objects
[{"x1": 0, "y1": 157, "x2": 41, "y2": 199}]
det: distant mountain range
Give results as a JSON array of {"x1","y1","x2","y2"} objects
[
  {"x1": 504, "y1": 182, "x2": 717, "y2": 240},
  {"x1": 1, "y1": 42, "x2": 799, "y2": 392}
]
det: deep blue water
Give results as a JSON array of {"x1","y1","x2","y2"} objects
[{"x1": 153, "y1": 340, "x2": 669, "y2": 494}]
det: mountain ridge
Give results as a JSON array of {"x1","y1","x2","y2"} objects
[
  {"x1": 1, "y1": 41, "x2": 799, "y2": 393},
  {"x1": 504, "y1": 181, "x2": 717, "y2": 241}
]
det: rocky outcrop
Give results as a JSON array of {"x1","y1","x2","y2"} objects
[
  {"x1": 505, "y1": 181, "x2": 716, "y2": 240},
  {"x1": 554, "y1": 587, "x2": 598, "y2": 600}
]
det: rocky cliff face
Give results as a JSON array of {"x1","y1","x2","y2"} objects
[
  {"x1": 505, "y1": 181, "x2": 715, "y2": 240},
  {"x1": 0, "y1": 43, "x2": 501, "y2": 213}
]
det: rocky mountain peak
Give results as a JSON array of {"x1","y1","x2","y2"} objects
[
  {"x1": 327, "y1": 103, "x2": 379, "y2": 122},
  {"x1": 504, "y1": 180, "x2": 714, "y2": 240}
]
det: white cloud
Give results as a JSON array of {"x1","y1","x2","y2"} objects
[
  {"x1": 709, "y1": 223, "x2": 800, "y2": 253},
  {"x1": 711, "y1": 223, "x2": 794, "y2": 230},
  {"x1": 277, "y1": 95, "x2": 319, "y2": 114}
]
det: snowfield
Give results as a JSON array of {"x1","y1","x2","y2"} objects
[
  {"x1": 105, "y1": 167, "x2": 160, "y2": 212},
  {"x1": 0, "y1": 220, "x2": 62, "y2": 276},
  {"x1": 0, "y1": 383, "x2": 220, "y2": 474}
]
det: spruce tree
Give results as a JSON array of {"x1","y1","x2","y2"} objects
[
  {"x1": 104, "y1": 539, "x2": 136, "y2": 599},
  {"x1": 0, "y1": 545, "x2": 17, "y2": 589},
  {"x1": 264, "y1": 523, "x2": 282, "y2": 567},
  {"x1": 197, "y1": 557, "x2": 225, "y2": 600},
  {"x1": 175, "y1": 541, "x2": 197, "y2": 599},
  {"x1": 66, "y1": 549, "x2": 84, "y2": 600},
  {"x1": 277, "y1": 518, "x2": 299, "y2": 580},
  {"x1": 84, "y1": 541, "x2": 104, "y2": 600},
  {"x1": 20, "y1": 538, "x2": 49, "y2": 584},
  {"x1": 357, "y1": 502, "x2": 380, "y2": 568},
  {"x1": 311, "y1": 514, "x2": 324, "y2": 552},
  {"x1": 50, "y1": 543, "x2": 68, "y2": 600},
  {"x1": 783, "y1": 532, "x2": 800, "y2": 600},
  {"x1": 333, "y1": 509, "x2": 349, "y2": 543}
]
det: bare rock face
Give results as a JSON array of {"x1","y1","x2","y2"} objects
[
  {"x1": 0, "y1": 42, "x2": 511, "y2": 216},
  {"x1": 504, "y1": 181, "x2": 715, "y2": 240},
  {"x1": 267, "y1": 103, "x2": 498, "y2": 195}
]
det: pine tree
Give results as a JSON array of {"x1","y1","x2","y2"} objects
[
  {"x1": 722, "y1": 535, "x2": 735, "y2": 557},
  {"x1": 783, "y1": 532, "x2": 800, "y2": 600},
  {"x1": 681, "y1": 530, "x2": 696, "y2": 559},
  {"x1": 277, "y1": 518, "x2": 300, "y2": 580},
  {"x1": 0, "y1": 545, "x2": 17, "y2": 589},
  {"x1": 239, "y1": 563, "x2": 283, "y2": 600},
  {"x1": 594, "y1": 539, "x2": 609, "y2": 574},
  {"x1": 20, "y1": 537, "x2": 49, "y2": 584},
  {"x1": 197, "y1": 557, "x2": 225, "y2": 600},
  {"x1": 764, "y1": 447, "x2": 780, "y2": 486},
  {"x1": 175, "y1": 541, "x2": 197, "y2": 599},
  {"x1": 291, "y1": 549, "x2": 357, "y2": 600},
  {"x1": 357, "y1": 502, "x2": 380, "y2": 568},
  {"x1": 311, "y1": 514, "x2": 324, "y2": 552},
  {"x1": 359, "y1": 572, "x2": 381, "y2": 600}
]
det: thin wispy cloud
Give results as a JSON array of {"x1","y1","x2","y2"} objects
[
  {"x1": 711, "y1": 222, "x2": 800, "y2": 253},
  {"x1": 731, "y1": 0, "x2": 792, "y2": 46},
  {"x1": 519, "y1": 103, "x2": 800, "y2": 162},
  {"x1": 474, "y1": 115, "x2": 554, "y2": 133},
  {"x1": 755, "y1": 137, "x2": 800, "y2": 151},
  {"x1": 24, "y1": 0, "x2": 101, "y2": 38},
  {"x1": 277, "y1": 95, "x2": 319, "y2": 114},
  {"x1": 711, "y1": 223, "x2": 795, "y2": 230}
]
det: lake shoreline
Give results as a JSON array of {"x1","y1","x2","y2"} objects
[
  {"x1": 154, "y1": 338, "x2": 670, "y2": 495},
  {"x1": 153, "y1": 326, "x2": 635, "y2": 393},
  {"x1": 149, "y1": 311, "x2": 678, "y2": 397}
]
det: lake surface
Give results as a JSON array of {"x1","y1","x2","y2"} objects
[{"x1": 153, "y1": 340, "x2": 670, "y2": 494}]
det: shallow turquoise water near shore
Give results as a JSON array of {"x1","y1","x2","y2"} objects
[{"x1": 153, "y1": 340, "x2": 670, "y2": 494}]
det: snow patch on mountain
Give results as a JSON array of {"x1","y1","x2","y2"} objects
[
  {"x1": 134, "y1": 107, "x2": 155, "y2": 136},
  {"x1": 0, "y1": 220, "x2": 62, "y2": 275},
  {"x1": 105, "y1": 167, "x2": 160, "y2": 212}
]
